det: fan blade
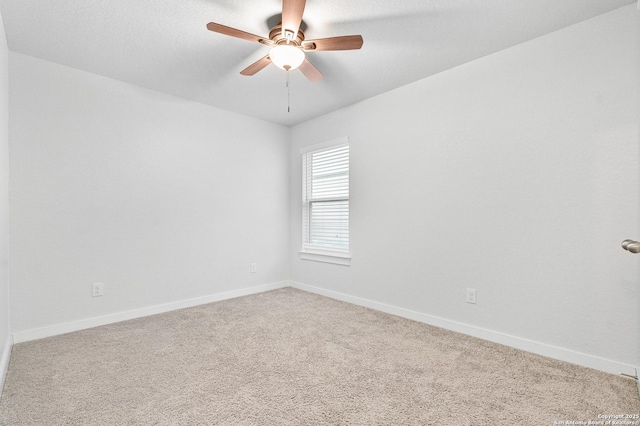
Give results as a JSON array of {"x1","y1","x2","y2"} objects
[
  {"x1": 302, "y1": 35, "x2": 363, "y2": 51},
  {"x1": 240, "y1": 55, "x2": 272, "y2": 76},
  {"x1": 207, "y1": 22, "x2": 272, "y2": 46},
  {"x1": 298, "y1": 58, "x2": 323, "y2": 82},
  {"x1": 281, "y1": 0, "x2": 306, "y2": 40}
]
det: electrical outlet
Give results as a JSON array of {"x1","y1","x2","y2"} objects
[
  {"x1": 466, "y1": 288, "x2": 476, "y2": 304},
  {"x1": 92, "y1": 283, "x2": 104, "y2": 297},
  {"x1": 250, "y1": 263, "x2": 257, "y2": 273}
]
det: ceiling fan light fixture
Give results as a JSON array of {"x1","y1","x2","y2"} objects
[{"x1": 269, "y1": 44, "x2": 305, "y2": 71}]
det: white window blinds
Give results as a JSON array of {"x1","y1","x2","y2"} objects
[{"x1": 302, "y1": 141, "x2": 349, "y2": 254}]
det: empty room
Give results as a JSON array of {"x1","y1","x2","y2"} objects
[{"x1": 0, "y1": 0, "x2": 639, "y2": 424}]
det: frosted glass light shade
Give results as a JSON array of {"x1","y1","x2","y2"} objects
[{"x1": 270, "y1": 45, "x2": 305, "y2": 70}]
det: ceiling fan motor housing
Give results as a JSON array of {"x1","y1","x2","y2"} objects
[{"x1": 269, "y1": 24, "x2": 305, "y2": 46}]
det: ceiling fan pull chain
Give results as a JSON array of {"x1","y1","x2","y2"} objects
[{"x1": 286, "y1": 70, "x2": 291, "y2": 113}]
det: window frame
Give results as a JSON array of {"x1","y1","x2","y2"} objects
[{"x1": 299, "y1": 137, "x2": 351, "y2": 266}]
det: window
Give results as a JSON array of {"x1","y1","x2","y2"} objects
[{"x1": 300, "y1": 138, "x2": 350, "y2": 265}]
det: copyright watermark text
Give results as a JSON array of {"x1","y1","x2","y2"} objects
[{"x1": 553, "y1": 414, "x2": 640, "y2": 425}]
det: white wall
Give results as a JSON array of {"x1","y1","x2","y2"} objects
[
  {"x1": 290, "y1": 5, "x2": 640, "y2": 373},
  {"x1": 9, "y1": 53, "x2": 290, "y2": 335},
  {"x1": 0, "y1": 8, "x2": 10, "y2": 388}
]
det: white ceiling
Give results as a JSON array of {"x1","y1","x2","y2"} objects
[{"x1": 0, "y1": 0, "x2": 634, "y2": 127}]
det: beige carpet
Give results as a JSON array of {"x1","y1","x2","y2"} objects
[{"x1": 0, "y1": 287, "x2": 638, "y2": 425}]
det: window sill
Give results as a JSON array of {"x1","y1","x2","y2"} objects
[{"x1": 299, "y1": 249, "x2": 351, "y2": 266}]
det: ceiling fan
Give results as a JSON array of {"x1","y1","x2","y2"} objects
[{"x1": 206, "y1": 0, "x2": 363, "y2": 82}]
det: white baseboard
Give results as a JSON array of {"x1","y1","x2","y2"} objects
[
  {"x1": 10, "y1": 280, "x2": 638, "y2": 379},
  {"x1": 12, "y1": 281, "x2": 288, "y2": 344},
  {"x1": 0, "y1": 334, "x2": 13, "y2": 396},
  {"x1": 290, "y1": 281, "x2": 638, "y2": 377}
]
